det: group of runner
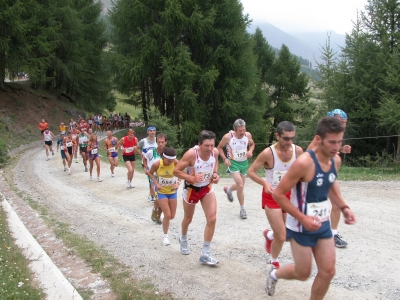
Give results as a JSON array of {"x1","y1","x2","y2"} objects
[{"x1": 39, "y1": 109, "x2": 357, "y2": 299}]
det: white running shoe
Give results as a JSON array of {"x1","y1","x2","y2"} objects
[
  {"x1": 68, "y1": 168, "x2": 71, "y2": 175},
  {"x1": 111, "y1": 173, "x2": 114, "y2": 177},
  {"x1": 64, "y1": 166, "x2": 67, "y2": 172},
  {"x1": 90, "y1": 176, "x2": 93, "y2": 181},
  {"x1": 179, "y1": 237, "x2": 190, "y2": 255},
  {"x1": 46, "y1": 157, "x2": 49, "y2": 161},
  {"x1": 199, "y1": 251, "x2": 219, "y2": 265},
  {"x1": 162, "y1": 236, "x2": 170, "y2": 246},
  {"x1": 97, "y1": 177, "x2": 102, "y2": 182},
  {"x1": 126, "y1": 180, "x2": 130, "y2": 188},
  {"x1": 265, "y1": 264, "x2": 278, "y2": 296}
]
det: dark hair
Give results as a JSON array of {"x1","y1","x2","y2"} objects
[
  {"x1": 157, "y1": 133, "x2": 167, "y2": 141},
  {"x1": 163, "y1": 147, "x2": 176, "y2": 157},
  {"x1": 198, "y1": 130, "x2": 216, "y2": 144},
  {"x1": 276, "y1": 121, "x2": 295, "y2": 135},
  {"x1": 316, "y1": 116, "x2": 345, "y2": 139}
]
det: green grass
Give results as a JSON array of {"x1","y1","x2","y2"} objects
[
  {"x1": 109, "y1": 93, "x2": 142, "y2": 121},
  {"x1": 0, "y1": 207, "x2": 43, "y2": 299}
]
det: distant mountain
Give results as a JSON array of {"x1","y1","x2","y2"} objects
[{"x1": 248, "y1": 22, "x2": 346, "y2": 66}]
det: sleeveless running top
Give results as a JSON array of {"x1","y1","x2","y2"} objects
[
  {"x1": 226, "y1": 131, "x2": 248, "y2": 162},
  {"x1": 185, "y1": 146, "x2": 216, "y2": 187},
  {"x1": 265, "y1": 144, "x2": 297, "y2": 188},
  {"x1": 78, "y1": 133, "x2": 88, "y2": 147},
  {"x1": 286, "y1": 150, "x2": 337, "y2": 233},
  {"x1": 90, "y1": 141, "x2": 99, "y2": 155},
  {"x1": 43, "y1": 131, "x2": 52, "y2": 141},
  {"x1": 106, "y1": 137, "x2": 118, "y2": 153},
  {"x1": 156, "y1": 159, "x2": 177, "y2": 194},
  {"x1": 146, "y1": 148, "x2": 162, "y2": 170},
  {"x1": 122, "y1": 136, "x2": 137, "y2": 156}
]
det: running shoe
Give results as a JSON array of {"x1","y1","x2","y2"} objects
[
  {"x1": 223, "y1": 186, "x2": 234, "y2": 202},
  {"x1": 68, "y1": 169, "x2": 71, "y2": 175},
  {"x1": 150, "y1": 195, "x2": 155, "y2": 203},
  {"x1": 90, "y1": 176, "x2": 93, "y2": 181},
  {"x1": 179, "y1": 237, "x2": 190, "y2": 255},
  {"x1": 64, "y1": 166, "x2": 67, "y2": 172},
  {"x1": 334, "y1": 234, "x2": 348, "y2": 248},
  {"x1": 52, "y1": 151, "x2": 54, "y2": 156},
  {"x1": 85, "y1": 167, "x2": 88, "y2": 172},
  {"x1": 162, "y1": 236, "x2": 170, "y2": 246},
  {"x1": 240, "y1": 208, "x2": 247, "y2": 219},
  {"x1": 151, "y1": 209, "x2": 157, "y2": 222},
  {"x1": 111, "y1": 173, "x2": 114, "y2": 177},
  {"x1": 75, "y1": 159, "x2": 78, "y2": 163},
  {"x1": 46, "y1": 157, "x2": 49, "y2": 161},
  {"x1": 265, "y1": 264, "x2": 278, "y2": 296},
  {"x1": 263, "y1": 229, "x2": 273, "y2": 254},
  {"x1": 270, "y1": 261, "x2": 280, "y2": 269},
  {"x1": 199, "y1": 252, "x2": 219, "y2": 265},
  {"x1": 97, "y1": 177, "x2": 102, "y2": 182},
  {"x1": 126, "y1": 180, "x2": 130, "y2": 188},
  {"x1": 155, "y1": 213, "x2": 162, "y2": 224}
]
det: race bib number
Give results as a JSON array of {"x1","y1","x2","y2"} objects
[
  {"x1": 233, "y1": 149, "x2": 247, "y2": 161},
  {"x1": 125, "y1": 147, "x2": 134, "y2": 153},
  {"x1": 108, "y1": 147, "x2": 115, "y2": 152},
  {"x1": 306, "y1": 200, "x2": 330, "y2": 222},
  {"x1": 272, "y1": 170, "x2": 287, "y2": 186},
  {"x1": 66, "y1": 142, "x2": 72, "y2": 147},
  {"x1": 159, "y1": 176, "x2": 175, "y2": 186},
  {"x1": 91, "y1": 148, "x2": 98, "y2": 155},
  {"x1": 200, "y1": 172, "x2": 212, "y2": 184},
  {"x1": 60, "y1": 146, "x2": 65, "y2": 150}
]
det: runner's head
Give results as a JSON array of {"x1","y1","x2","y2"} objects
[
  {"x1": 147, "y1": 126, "x2": 156, "y2": 138},
  {"x1": 233, "y1": 119, "x2": 246, "y2": 138},
  {"x1": 316, "y1": 117, "x2": 345, "y2": 157},
  {"x1": 198, "y1": 130, "x2": 215, "y2": 155},
  {"x1": 88, "y1": 128, "x2": 93, "y2": 134},
  {"x1": 162, "y1": 147, "x2": 177, "y2": 166},
  {"x1": 327, "y1": 109, "x2": 347, "y2": 128},
  {"x1": 276, "y1": 121, "x2": 296, "y2": 149},
  {"x1": 156, "y1": 133, "x2": 167, "y2": 149},
  {"x1": 44, "y1": 128, "x2": 49, "y2": 134},
  {"x1": 127, "y1": 128, "x2": 134, "y2": 138},
  {"x1": 107, "y1": 130, "x2": 112, "y2": 138},
  {"x1": 80, "y1": 127, "x2": 85, "y2": 134},
  {"x1": 90, "y1": 134, "x2": 98, "y2": 142}
]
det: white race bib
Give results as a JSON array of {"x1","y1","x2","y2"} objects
[
  {"x1": 200, "y1": 172, "x2": 212, "y2": 184},
  {"x1": 272, "y1": 170, "x2": 287, "y2": 186},
  {"x1": 66, "y1": 142, "x2": 72, "y2": 147},
  {"x1": 125, "y1": 147, "x2": 134, "y2": 153},
  {"x1": 233, "y1": 149, "x2": 247, "y2": 161},
  {"x1": 108, "y1": 147, "x2": 115, "y2": 152},
  {"x1": 158, "y1": 176, "x2": 176, "y2": 186},
  {"x1": 306, "y1": 200, "x2": 330, "y2": 222},
  {"x1": 91, "y1": 148, "x2": 98, "y2": 155}
]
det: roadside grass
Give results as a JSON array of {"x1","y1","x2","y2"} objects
[
  {"x1": 109, "y1": 94, "x2": 142, "y2": 121},
  {"x1": 0, "y1": 205, "x2": 43, "y2": 299},
  {"x1": 3, "y1": 152, "x2": 171, "y2": 300}
]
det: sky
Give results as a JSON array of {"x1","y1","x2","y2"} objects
[{"x1": 240, "y1": 0, "x2": 369, "y2": 34}]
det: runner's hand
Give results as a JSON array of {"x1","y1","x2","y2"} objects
[
  {"x1": 211, "y1": 172, "x2": 220, "y2": 184},
  {"x1": 263, "y1": 183, "x2": 274, "y2": 194},
  {"x1": 343, "y1": 208, "x2": 357, "y2": 225},
  {"x1": 224, "y1": 158, "x2": 231, "y2": 167},
  {"x1": 340, "y1": 145, "x2": 352, "y2": 154},
  {"x1": 301, "y1": 215, "x2": 322, "y2": 231}
]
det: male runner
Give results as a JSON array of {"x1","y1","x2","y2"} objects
[
  {"x1": 248, "y1": 121, "x2": 303, "y2": 269},
  {"x1": 103, "y1": 130, "x2": 119, "y2": 177},
  {"x1": 38, "y1": 119, "x2": 49, "y2": 139},
  {"x1": 308, "y1": 109, "x2": 351, "y2": 248},
  {"x1": 118, "y1": 128, "x2": 141, "y2": 187},
  {"x1": 217, "y1": 119, "x2": 254, "y2": 219},
  {"x1": 78, "y1": 127, "x2": 89, "y2": 172},
  {"x1": 56, "y1": 133, "x2": 67, "y2": 171},
  {"x1": 43, "y1": 129, "x2": 55, "y2": 160},
  {"x1": 265, "y1": 116, "x2": 356, "y2": 298},
  {"x1": 143, "y1": 133, "x2": 167, "y2": 223},
  {"x1": 173, "y1": 130, "x2": 220, "y2": 265},
  {"x1": 138, "y1": 126, "x2": 157, "y2": 201}
]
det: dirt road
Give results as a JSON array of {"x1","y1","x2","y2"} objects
[{"x1": 6, "y1": 145, "x2": 400, "y2": 299}]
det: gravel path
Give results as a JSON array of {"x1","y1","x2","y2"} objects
[{"x1": 10, "y1": 145, "x2": 400, "y2": 299}]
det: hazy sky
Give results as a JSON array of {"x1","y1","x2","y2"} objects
[{"x1": 241, "y1": 0, "x2": 369, "y2": 34}]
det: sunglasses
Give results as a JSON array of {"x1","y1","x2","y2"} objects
[{"x1": 281, "y1": 136, "x2": 296, "y2": 141}]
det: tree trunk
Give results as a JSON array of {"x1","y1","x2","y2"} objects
[{"x1": 0, "y1": 51, "x2": 6, "y2": 91}]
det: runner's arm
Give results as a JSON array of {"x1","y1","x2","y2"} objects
[
  {"x1": 246, "y1": 132, "x2": 255, "y2": 158},
  {"x1": 247, "y1": 148, "x2": 273, "y2": 193},
  {"x1": 216, "y1": 133, "x2": 229, "y2": 162},
  {"x1": 173, "y1": 149, "x2": 196, "y2": 183}
]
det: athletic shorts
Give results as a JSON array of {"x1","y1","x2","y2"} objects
[
  {"x1": 66, "y1": 147, "x2": 73, "y2": 155},
  {"x1": 183, "y1": 185, "x2": 213, "y2": 204},
  {"x1": 158, "y1": 191, "x2": 178, "y2": 200},
  {"x1": 286, "y1": 221, "x2": 332, "y2": 247},
  {"x1": 227, "y1": 159, "x2": 249, "y2": 175},
  {"x1": 44, "y1": 140, "x2": 53, "y2": 146},
  {"x1": 123, "y1": 154, "x2": 136, "y2": 162},
  {"x1": 89, "y1": 153, "x2": 99, "y2": 160},
  {"x1": 79, "y1": 146, "x2": 87, "y2": 153},
  {"x1": 262, "y1": 189, "x2": 291, "y2": 212},
  {"x1": 60, "y1": 150, "x2": 66, "y2": 159},
  {"x1": 108, "y1": 152, "x2": 118, "y2": 158}
]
